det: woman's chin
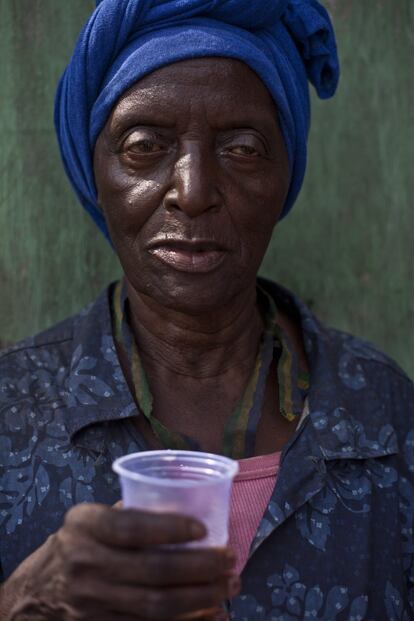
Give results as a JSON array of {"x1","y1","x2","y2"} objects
[{"x1": 131, "y1": 270, "x2": 246, "y2": 317}]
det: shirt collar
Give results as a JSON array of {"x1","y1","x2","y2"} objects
[
  {"x1": 63, "y1": 279, "x2": 399, "y2": 460},
  {"x1": 62, "y1": 284, "x2": 137, "y2": 442},
  {"x1": 260, "y1": 278, "x2": 399, "y2": 460}
]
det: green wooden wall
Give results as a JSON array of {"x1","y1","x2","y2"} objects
[{"x1": 1, "y1": 1, "x2": 413, "y2": 378}]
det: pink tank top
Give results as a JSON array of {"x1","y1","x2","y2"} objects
[{"x1": 228, "y1": 451, "x2": 281, "y2": 575}]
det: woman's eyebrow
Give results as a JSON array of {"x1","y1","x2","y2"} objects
[
  {"x1": 109, "y1": 111, "x2": 177, "y2": 133},
  {"x1": 212, "y1": 116, "x2": 277, "y2": 135}
]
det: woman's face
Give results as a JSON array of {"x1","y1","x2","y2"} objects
[{"x1": 94, "y1": 58, "x2": 289, "y2": 314}]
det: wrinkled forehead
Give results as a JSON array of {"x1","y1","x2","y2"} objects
[{"x1": 105, "y1": 57, "x2": 279, "y2": 132}]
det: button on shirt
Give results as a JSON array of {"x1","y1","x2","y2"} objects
[{"x1": 1, "y1": 279, "x2": 413, "y2": 620}]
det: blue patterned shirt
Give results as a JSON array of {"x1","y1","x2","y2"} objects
[{"x1": 1, "y1": 279, "x2": 414, "y2": 620}]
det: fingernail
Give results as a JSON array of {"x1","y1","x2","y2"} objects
[
  {"x1": 190, "y1": 521, "x2": 206, "y2": 539},
  {"x1": 228, "y1": 575, "x2": 241, "y2": 597}
]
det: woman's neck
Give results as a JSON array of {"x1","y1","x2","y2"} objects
[{"x1": 125, "y1": 279, "x2": 264, "y2": 379}]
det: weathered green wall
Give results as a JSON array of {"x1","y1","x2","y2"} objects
[{"x1": 1, "y1": 1, "x2": 413, "y2": 378}]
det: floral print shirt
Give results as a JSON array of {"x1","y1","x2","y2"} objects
[{"x1": 1, "y1": 279, "x2": 413, "y2": 620}]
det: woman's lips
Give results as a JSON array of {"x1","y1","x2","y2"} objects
[{"x1": 148, "y1": 242, "x2": 227, "y2": 273}]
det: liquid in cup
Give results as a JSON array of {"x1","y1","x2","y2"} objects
[{"x1": 112, "y1": 450, "x2": 239, "y2": 547}]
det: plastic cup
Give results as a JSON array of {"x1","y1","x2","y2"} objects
[{"x1": 112, "y1": 450, "x2": 239, "y2": 547}]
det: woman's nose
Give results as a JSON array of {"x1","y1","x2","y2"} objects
[{"x1": 163, "y1": 144, "x2": 222, "y2": 217}]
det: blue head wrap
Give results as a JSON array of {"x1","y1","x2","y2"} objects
[{"x1": 55, "y1": 0, "x2": 339, "y2": 242}]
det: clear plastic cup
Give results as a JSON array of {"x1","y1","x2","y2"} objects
[{"x1": 112, "y1": 450, "x2": 239, "y2": 547}]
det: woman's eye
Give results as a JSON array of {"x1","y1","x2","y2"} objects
[
  {"x1": 221, "y1": 135, "x2": 265, "y2": 158},
  {"x1": 123, "y1": 132, "x2": 167, "y2": 155},
  {"x1": 127, "y1": 140, "x2": 163, "y2": 153},
  {"x1": 228, "y1": 145, "x2": 259, "y2": 156}
]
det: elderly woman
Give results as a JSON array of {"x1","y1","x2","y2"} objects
[{"x1": 1, "y1": 1, "x2": 413, "y2": 619}]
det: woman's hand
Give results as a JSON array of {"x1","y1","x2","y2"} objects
[{"x1": 4, "y1": 503, "x2": 239, "y2": 621}]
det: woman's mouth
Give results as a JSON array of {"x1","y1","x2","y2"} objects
[{"x1": 147, "y1": 240, "x2": 228, "y2": 273}]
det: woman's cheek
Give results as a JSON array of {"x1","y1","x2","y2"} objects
[{"x1": 105, "y1": 179, "x2": 165, "y2": 238}]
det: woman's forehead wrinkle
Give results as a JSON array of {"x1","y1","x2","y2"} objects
[
  {"x1": 109, "y1": 61, "x2": 279, "y2": 136},
  {"x1": 109, "y1": 87, "x2": 178, "y2": 131}
]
